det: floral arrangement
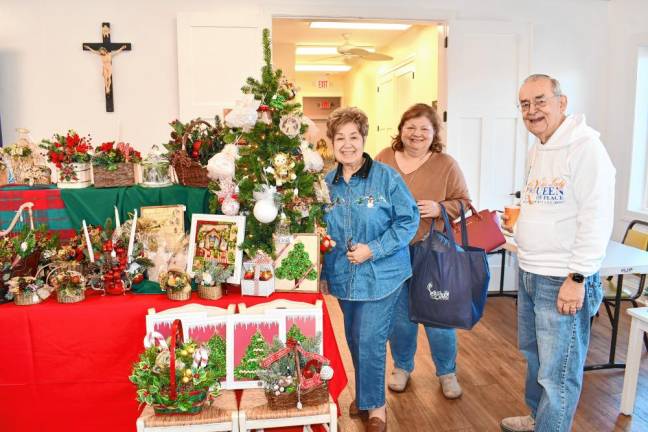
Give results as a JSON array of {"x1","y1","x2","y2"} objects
[
  {"x1": 164, "y1": 117, "x2": 225, "y2": 166},
  {"x1": 193, "y1": 260, "x2": 232, "y2": 287},
  {"x1": 129, "y1": 333, "x2": 223, "y2": 414},
  {"x1": 40, "y1": 130, "x2": 92, "y2": 181},
  {"x1": 92, "y1": 141, "x2": 142, "y2": 171},
  {"x1": 50, "y1": 270, "x2": 86, "y2": 297},
  {"x1": 11, "y1": 225, "x2": 59, "y2": 260},
  {"x1": 159, "y1": 269, "x2": 192, "y2": 294},
  {"x1": 2, "y1": 141, "x2": 32, "y2": 158},
  {"x1": 7, "y1": 276, "x2": 44, "y2": 295}
]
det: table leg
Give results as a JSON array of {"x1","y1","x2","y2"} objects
[
  {"x1": 487, "y1": 249, "x2": 517, "y2": 298},
  {"x1": 585, "y1": 274, "x2": 626, "y2": 371},
  {"x1": 620, "y1": 318, "x2": 645, "y2": 415}
]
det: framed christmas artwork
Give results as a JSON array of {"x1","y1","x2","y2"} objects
[
  {"x1": 186, "y1": 214, "x2": 245, "y2": 284},
  {"x1": 273, "y1": 233, "x2": 320, "y2": 293},
  {"x1": 239, "y1": 299, "x2": 324, "y2": 354},
  {"x1": 145, "y1": 311, "x2": 206, "y2": 340},
  {"x1": 225, "y1": 314, "x2": 284, "y2": 389},
  {"x1": 140, "y1": 205, "x2": 185, "y2": 250}
]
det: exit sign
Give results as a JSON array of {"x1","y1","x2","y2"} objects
[
  {"x1": 317, "y1": 80, "x2": 329, "y2": 89},
  {"x1": 320, "y1": 100, "x2": 331, "y2": 109}
]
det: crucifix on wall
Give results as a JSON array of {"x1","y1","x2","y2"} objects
[{"x1": 82, "y1": 22, "x2": 132, "y2": 112}]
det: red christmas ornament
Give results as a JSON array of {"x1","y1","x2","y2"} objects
[{"x1": 132, "y1": 273, "x2": 144, "y2": 284}]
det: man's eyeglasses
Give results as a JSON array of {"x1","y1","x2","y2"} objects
[{"x1": 518, "y1": 95, "x2": 560, "y2": 113}]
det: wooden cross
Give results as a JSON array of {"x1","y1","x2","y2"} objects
[{"x1": 82, "y1": 22, "x2": 132, "y2": 112}]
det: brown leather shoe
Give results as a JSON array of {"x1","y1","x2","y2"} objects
[
  {"x1": 366, "y1": 416, "x2": 387, "y2": 432},
  {"x1": 349, "y1": 399, "x2": 368, "y2": 419}
]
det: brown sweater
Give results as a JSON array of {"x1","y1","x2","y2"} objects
[{"x1": 375, "y1": 148, "x2": 471, "y2": 243}]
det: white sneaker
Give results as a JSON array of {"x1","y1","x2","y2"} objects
[
  {"x1": 387, "y1": 368, "x2": 410, "y2": 392},
  {"x1": 500, "y1": 415, "x2": 535, "y2": 432},
  {"x1": 439, "y1": 373, "x2": 463, "y2": 399}
]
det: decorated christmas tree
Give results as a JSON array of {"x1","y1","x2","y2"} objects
[
  {"x1": 286, "y1": 323, "x2": 307, "y2": 344},
  {"x1": 275, "y1": 242, "x2": 317, "y2": 286},
  {"x1": 206, "y1": 335, "x2": 227, "y2": 380},
  {"x1": 210, "y1": 29, "x2": 328, "y2": 257},
  {"x1": 234, "y1": 330, "x2": 269, "y2": 379}
]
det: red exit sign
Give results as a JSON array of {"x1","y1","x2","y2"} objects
[
  {"x1": 317, "y1": 80, "x2": 328, "y2": 89},
  {"x1": 319, "y1": 100, "x2": 334, "y2": 110}
]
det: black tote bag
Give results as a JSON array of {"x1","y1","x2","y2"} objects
[{"x1": 408, "y1": 203, "x2": 490, "y2": 330}]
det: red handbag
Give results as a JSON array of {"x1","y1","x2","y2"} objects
[{"x1": 451, "y1": 203, "x2": 506, "y2": 253}]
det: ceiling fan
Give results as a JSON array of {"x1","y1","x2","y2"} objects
[{"x1": 315, "y1": 34, "x2": 393, "y2": 62}]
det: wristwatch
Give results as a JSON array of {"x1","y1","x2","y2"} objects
[{"x1": 570, "y1": 273, "x2": 585, "y2": 283}]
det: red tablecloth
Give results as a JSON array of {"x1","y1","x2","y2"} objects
[{"x1": 0, "y1": 290, "x2": 347, "y2": 432}]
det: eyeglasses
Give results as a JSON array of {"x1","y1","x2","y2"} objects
[{"x1": 518, "y1": 95, "x2": 560, "y2": 113}]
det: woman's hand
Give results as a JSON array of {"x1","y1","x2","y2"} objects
[
  {"x1": 417, "y1": 200, "x2": 441, "y2": 218},
  {"x1": 319, "y1": 279, "x2": 329, "y2": 295},
  {"x1": 346, "y1": 243, "x2": 373, "y2": 265}
]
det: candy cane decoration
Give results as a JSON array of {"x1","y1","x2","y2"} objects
[
  {"x1": 143, "y1": 331, "x2": 168, "y2": 350},
  {"x1": 192, "y1": 347, "x2": 209, "y2": 369}
]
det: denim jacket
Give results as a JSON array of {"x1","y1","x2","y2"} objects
[{"x1": 322, "y1": 154, "x2": 419, "y2": 301}]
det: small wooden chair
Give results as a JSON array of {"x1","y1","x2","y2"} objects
[
  {"x1": 238, "y1": 388, "x2": 337, "y2": 432},
  {"x1": 136, "y1": 390, "x2": 240, "y2": 432}
]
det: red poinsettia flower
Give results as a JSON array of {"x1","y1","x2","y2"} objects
[
  {"x1": 99, "y1": 142, "x2": 114, "y2": 153},
  {"x1": 76, "y1": 142, "x2": 90, "y2": 154}
]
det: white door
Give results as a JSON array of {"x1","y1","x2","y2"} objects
[
  {"x1": 446, "y1": 20, "x2": 530, "y2": 292},
  {"x1": 376, "y1": 75, "x2": 395, "y2": 155},
  {"x1": 177, "y1": 10, "x2": 271, "y2": 121},
  {"x1": 446, "y1": 20, "x2": 530, "y2": 211}
]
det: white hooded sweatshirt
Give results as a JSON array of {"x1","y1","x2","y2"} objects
[{"x1": 515, "y1": 114, "x2": 616, "y2": 277}]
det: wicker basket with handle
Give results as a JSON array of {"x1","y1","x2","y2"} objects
[
  {"x1": 153, "y1": 319, "x2": 210, "y2": 415},
  {"x1": 170, "y1": 119, "x2": 214, "y2": 188},
  {"x1": 93, "y1": 162, "x2": 136, "y2": 188}
]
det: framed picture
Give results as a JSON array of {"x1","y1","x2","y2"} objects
[
  {"x1": 145, "y1": 311, "x2": 206, "y2": 340},
  {"x1": 273, "y1": 233, "x2": 320, "y2": 293},
  {"x1": 140, "y1": 205, "x2": 186, "y2": 249},
  {"x1": 187, "y1": 214, "x2": 245, "y2": 284},
  {"x1": 239, "y1": 299, "x2": 324, "y2": 354},
  {"x1": 225, "y1": 314, "x2": 283, "y2": 389}
]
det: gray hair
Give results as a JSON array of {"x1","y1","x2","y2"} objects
[{"x1": 523, "y1": 74, "x2": 563, "y2": 96}]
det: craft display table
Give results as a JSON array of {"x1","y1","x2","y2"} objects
[
  {"x1": 0, "y1": 290, "x2": 346, "y2": 432},
  {"x1": 0, "y1": 184, "x2": 211, "y2": 239}
]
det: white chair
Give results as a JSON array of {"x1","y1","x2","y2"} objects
[
  {"x1": 238, "y1": 388, "x2": 337, "y2": 432},
  {"x1": 620, "y1": 307, "x2": 648, "y2": 415},
  {"x1": 136, "y1": 389, "x2": 239, "y2": 432}
]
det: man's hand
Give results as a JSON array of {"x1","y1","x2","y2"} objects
[
  {"x1": 319, "y1": 279, "x2": 329, "y2": 295},
  {"x1": 417, "y1": 200, "x2": 441, "y2": 218},
  {"x1": 556, "y1": 277, "x2": 585, "y2": 315},
  {"x1": 346, "y1": 243, "x2": 373, "y2": 265}
]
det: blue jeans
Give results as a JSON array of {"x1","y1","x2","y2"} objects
[
  {"x1": 518, "y1": 269, "x2": 603, "y2": 432},
  {"x1": 388, "y1": 281, "x2": 457, "y2": 376},
  {"x1": 338, "y1": 284, "x2": 402, "y2": 410}
]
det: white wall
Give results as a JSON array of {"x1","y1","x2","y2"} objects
[
  {"x1": 605, "y1": 0, "x2": 648, "y2": 239},
  {"x1": 1, "y1": 0, "x2": 634, "y2": 236}
]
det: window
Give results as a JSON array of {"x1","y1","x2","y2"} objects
[{"x1": 629, "y1": 46, "x2": 648, "y2": 213}]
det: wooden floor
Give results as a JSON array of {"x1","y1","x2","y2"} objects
[{"x1": 324, "y1": 294, "x2": 648, "y2": 431}]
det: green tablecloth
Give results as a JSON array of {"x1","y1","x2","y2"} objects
[{"x1": 59, "y1": 185, "x2": 211, "y2": 229}]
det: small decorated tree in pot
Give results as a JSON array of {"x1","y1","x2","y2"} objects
[{"x1": 193, "y1": 260, "x2": 232, "y2": 300}]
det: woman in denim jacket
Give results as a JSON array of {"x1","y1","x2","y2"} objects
[{"x1": 320, "y1": 107, "x2": 419, "y2": 432}]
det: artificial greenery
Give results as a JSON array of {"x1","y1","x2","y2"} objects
[
  {"x1": 130, "y1": 337, "x2": 222, "y2": 412},
  {"x1": 212, "y1": 28, "x2": 325, "y2": 256},
  {"x1": 92, "y1": 141, "x2": 142, "y2": 171},
  {"x1": 164, "y1": 117, "x2": 226, "y2": 166},
  {"x1": 194, "y1": 260, "x2": 233, "y2": 287}
]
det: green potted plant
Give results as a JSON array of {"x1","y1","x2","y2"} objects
[{"x1": 194, "y1": 261, "x2": 233, "y2": 300}]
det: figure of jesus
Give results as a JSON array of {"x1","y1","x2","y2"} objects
[{"x1": 83, "y1": 44, "x2": 128, "y2": 94}]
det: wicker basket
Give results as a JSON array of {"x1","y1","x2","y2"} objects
[
  {"x1": 198, "y1": 283, "x2": 222, "y2": 300},
  {"x1": 266, "y1": 383, "x2": 329, "y2": 410},
  {"x1": 11, "y1": 249, "x2": 41, "y2": 277},
  {"x1": 14, "y1": 291, "x2": 42, "y2": 306},
  {"x1": 152, "y1": 319, "x2": 209, "y2": 415},
  {"x1": 93, "y1": 162, "x2": 136, "y2": 188},
  {"x1": 171, "y1": 151, "x2": 209, "y2": 188},
  {"x1": 166, "y1": 289, "x2": 191, "y2": 301},
  {"x1": 56, "y1": 289, "x2": 85, "y2": 303}
]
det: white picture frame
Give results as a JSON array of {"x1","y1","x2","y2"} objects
[{"x1": 186, "y1": 214, "x2": 245, "y2": 284}]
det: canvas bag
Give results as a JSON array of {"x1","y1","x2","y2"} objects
[{"x1": 409, "y1": 203, "x2": 490, "y2": 330}]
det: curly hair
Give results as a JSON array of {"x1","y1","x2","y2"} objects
[
  {"x1": 391, "y1": 103, "x2": 443, "y2": 153},
  {"x1": 326, "y1": 107, "x2": 369, "y2": 141}
]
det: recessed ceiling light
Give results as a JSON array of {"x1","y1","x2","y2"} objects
[
  {"x1": 295, "y1": 64, "x2": 352, "y2": 72},
  {"x1": 295, "y1": 46, "x2": 376, "y2": 55},
  {"x1": 309, "y1": 22, "x2": 411, "y2": 31}
]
